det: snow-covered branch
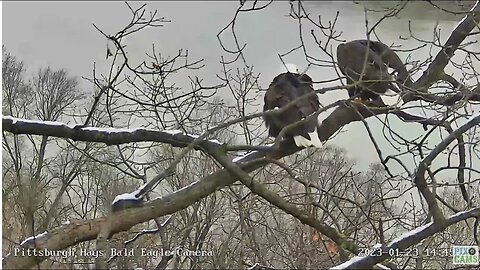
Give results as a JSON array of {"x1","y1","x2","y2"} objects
[
  {"x1": 2, "y1": 116, "x2": 224, "y2": 149},
  {"x1": 330, "y1": 208, "x2": 480, "y2": 269}
]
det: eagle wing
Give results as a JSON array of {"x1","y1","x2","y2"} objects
[
  {"x1": 360, "y1": 40, "x2": 412, "y2": 88},
  {"x1": 337, "y1": 41, "x2": 392, "y2": 95}
]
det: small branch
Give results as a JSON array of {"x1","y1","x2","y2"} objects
[
  {"x1": 414, "y1": 114, "x2": 480, "y2": 224},
  {"x1": 207, "y1": 146, "x2": 359, "y2": 256}
]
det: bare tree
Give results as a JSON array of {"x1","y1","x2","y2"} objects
[{"x1": 2, "y1": 1, "x2": 480, "y2": 269}]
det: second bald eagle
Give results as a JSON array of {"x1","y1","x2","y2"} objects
[
  {"x1": 336, "y1": 39, "x2": 412, "y2": 106},
  {"x1": 263, "y1": 72, "x2": 322, "y2": 148}
]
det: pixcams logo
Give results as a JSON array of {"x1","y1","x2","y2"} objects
[{"x1": 452, "y1": 246, "x2": 479, "y2": 265}]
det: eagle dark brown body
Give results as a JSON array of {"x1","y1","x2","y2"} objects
[
  {"x1": 336, "y1": 40, "x2": 412, "y2": 105},
  {"x1": 263, "y1": 72, "x2": 322, "y2": 148}
]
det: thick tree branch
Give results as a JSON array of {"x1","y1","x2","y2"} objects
[
  {"x1": 3, "y1": 102, "x2": 398, "y2": 269},
  {"x1": 410, "y1": 2, "x2": 480, "y2": 92},
  {"x1": 3, "y1": 101, "x2": 475, "y2": 269},
  {"x1": 2, "y1": 116, "x2": 223, "y2": 149}
]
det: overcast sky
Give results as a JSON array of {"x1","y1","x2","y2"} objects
[{"x1": 3, "y1": 1, "x2": 477, "y2": 171}]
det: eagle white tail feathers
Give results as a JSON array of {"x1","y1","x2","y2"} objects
[{"x1": 293, "y1": 126, "x2": 322, "y2": 148}]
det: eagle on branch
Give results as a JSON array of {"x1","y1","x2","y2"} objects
[
  {"x1": 262, "y1": 41, "x2": 412, "y2": 148},
  {"x1": 336, "y1": 39, "x2": 412, "y2": 106},
  {"x1": 263, "y1": 72, "x2": 322, "y2": 148}
]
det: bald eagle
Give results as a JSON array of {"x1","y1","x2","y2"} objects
[
  {"x1": 336, "y1": 39, "x2": 411, "y2": 106},
  {"x1": 263, "y1": 72, "x2": 322, "y2": 148}
]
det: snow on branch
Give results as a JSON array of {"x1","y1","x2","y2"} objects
[
  {"x1": 2, "y1": 116, "x2": 224, "y2": 149},
  {"x1": 19, "y1": 231, "x2": 48, "y2": 247},
  {"x1": 329, "y1": 208, "x2": 480, "y2": 269}
]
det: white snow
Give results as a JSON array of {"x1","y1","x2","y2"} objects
[
  {"x1": 232, "y1": 155, "x2": 246, "y2": 162},
  {"x1": 329, "y1": 255, "x2": 364, "y2": 269},
  {"x1": 388, "y1": 222, "x2": 432, "y2": 246},
  {"x1": 232, "y1": 151, "x2": 256, "y2": 162},
  {"x1": 164, "y1": 129, "x2": 183, "y2": 135},
  {"x1": 161, "y1": 215, "x2": 172, "y2": 227},
  {"x1": 449, "y1": 209, "x2": 473, "y2": 219},
  {"x1": 376, "y1": 263, "x2": 391, "y2": 270},
  {"x1": 186, "y1": 133, "x2": 223, "y2": 145},
  {"x1": 209, "y1": 139, "x2": 222, "y2": 144},
  {"x1": 20, "y1": 231, "x2": 48, "y2": 246},
  {"x1": 62, "y1": 220, "x2": 71, "y2": 225},
  {"x1": 3, "y1": 116, "x2": 72, "y2": 127},
  {"x1": 158, "y1": 129, "x2": 224, "y2": 145},
  {"x1": 112, "y1": 192, "x2": 141, "y2": 205},
  {"x1": 248, "y1": 263, "x2": 260, "y2": 270},
  {"x1": 113, "y1": 182, "x2": 150, "y2": 204},
  {"x1": 173, "y1": 181, "x2": 198, "y2": 193},
  {"x1": 187, "y1": 133, "x2": 200, "y2": 139},
  {"x1": 83, "y1": 127, "x2": 142, "y2": 133},
  {"x1": 330, "y1": 244, "x2": 389, "y2": 269}
]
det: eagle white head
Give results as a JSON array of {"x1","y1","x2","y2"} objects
[{"x1": 276, "y1": 63, "x2": 299, "y2": 74}]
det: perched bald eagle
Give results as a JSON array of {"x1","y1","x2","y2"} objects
[
  {"x1": 263, "y1": 72, "x2": 322, "y2": 148},
  {"x1": 336, "y1": 39, "x2": 412, "y2": 106}
]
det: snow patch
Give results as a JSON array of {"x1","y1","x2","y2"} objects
[
  {"x1": 174, "y1": 181, "x2": 198, "y2": 193},
  {"x1": 329, "y1": 255, "x2": 364, "y2": 269},
  {"x1": 389, "y1": 222, "x2": 432, "y2": 245},
  {"x1": 3, "y1": 116, "x2": 72, "y2": 127},
  {"x1": 232, "y1": 151, "x2": 256, "y2": 162},
  {"x1": 20, "y1": 231, "x2": 48, "y2": 246},
  {"x1": 164, "y1": 129, "x2": 183, "y2": 135},
  {"x1": 112, "y1": 183, "x2": 147, "y2": 206},
  {"x1": 83, "y1": 127, "x2": 141, "y2": 133},
  {"x1": 376, "y1": 263, "x2": 391, "y2": 270},
  {"x1": 209, "y1": 139, "x2": 222, "y2": 144},
  {"x1": 112, "y1": 192, "x2": 140, "y2": 205},
  {"x1": 330, "y1": 244, "x2": 389, "y2": 269}
]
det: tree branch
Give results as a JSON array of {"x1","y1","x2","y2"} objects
[
  {"x1": 414, "y1": 114, "x2": 480, "y2": 224},
  {"x1": 330, "y1": 208, "x2": 480, "y2": 269}
]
